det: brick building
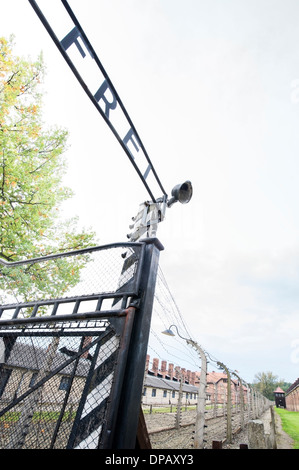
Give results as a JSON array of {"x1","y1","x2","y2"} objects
[
  {"x1": 285, "y1": 378, "x2": 299, "y2": 411},
  {"x1": 145, "y1": 355, "x2": 248, "y2": 406},
  {"x1": 205, "y1": 370, "x2": 248, "y2": 405}
]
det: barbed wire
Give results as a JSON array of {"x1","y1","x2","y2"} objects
[
  {"x1": 155, "y1": 267, "x2": 194, "y2": 339},
  {"x1": 150, "y1": 266, "x2": 253, "y2": 388}
]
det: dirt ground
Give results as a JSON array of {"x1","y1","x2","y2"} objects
[
  {"x1": 271, "y1": 409, "x2": 294, "y2": 449},
  {"x1": 222, "y1": 408, "x2": 294, "y2": 449},
  {"x1": 145, "y1": 407, "x2": 294, "y2": 449}
]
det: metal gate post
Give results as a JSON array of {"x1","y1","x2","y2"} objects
[{"x1": 111, "y1": 238, "x2": 163, "y2": 449}]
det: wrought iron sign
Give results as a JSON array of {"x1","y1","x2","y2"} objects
[{"x1": 28, "y1": 0, "x2": 167, "y2": 203}]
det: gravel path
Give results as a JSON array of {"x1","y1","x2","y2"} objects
[{"x1": 144, "y1": 407, "x2": 294, "y2": 449}]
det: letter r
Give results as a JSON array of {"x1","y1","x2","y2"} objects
[{"x1": 94, "y1": 80, "x2": 117, "y2": 119}]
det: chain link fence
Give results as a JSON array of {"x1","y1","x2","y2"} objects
[
  {"x1": 0, "y1": 320, "x2": 117, "y2": 449},
  {"x1": 144, "y1": 391, "x2": 273, "y2": 449},
  {"x1": 0, "y1": 242, "x2": 146, "y2": 449},
  {"x1": 0, "y1": 243, "x2": 143, "y2": 320}
]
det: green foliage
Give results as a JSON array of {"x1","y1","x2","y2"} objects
[
  {"x1": 0, "y1": 36, "x2": 97, "y2": 303},
  {"x1": 279, "y1": 381, "x2": 292, "y2": 392},
  {"x1": 275, "y1": 408, "x2": 299, "y2": 449},
  {"x1": 252, "y1": 371, "x2": 291, "y2": 400}
]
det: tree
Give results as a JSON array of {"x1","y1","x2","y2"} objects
[
  {"x1": 0, "y1": 36, "x2": 97, "y2": 304},
  {"x1": 252, "y1": 371, "x2": 291, "y2": 400}
]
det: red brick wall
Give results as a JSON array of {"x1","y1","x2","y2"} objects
[{"x1": 286, "y1": 383, "x2": 299, "y2": 411}]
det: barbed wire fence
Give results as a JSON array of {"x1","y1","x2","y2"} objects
[
  {"x1": 144, "y1": 265, "x2": 274, "y2": 449},
  {"x1": 0, "y1": 246, "x2": 274, "y2": 449},
  {"x1": 0, "y1": 240, "x2": 163, "y2": 450}
]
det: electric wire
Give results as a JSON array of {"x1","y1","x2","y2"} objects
[
  {"x1": 156, "y1": 266, "x2": 194, "y2": 339},
  {"x1": 150, "y1": 267, "x2": 251, "y2": 391},
  {"x1": 149, "y1": 266, "x2": 203, "y2": 374}
]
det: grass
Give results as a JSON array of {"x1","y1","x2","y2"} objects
[
  {"x1": 275, "y1": 408, "x2": 299, "y2": 449},
  {"x1": 0, "y1": 410, "x2": 75, "y2": 423},
  {"x1": 142, "y1": 404, "x2": 224, "y2": 414},
  {"x1": 143, "y1": 405, "x2": 196, "y2": 414}
]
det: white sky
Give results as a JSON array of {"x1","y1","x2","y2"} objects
[{"x1": 1, "y1": 0, "x2": 299, "y2": 384}]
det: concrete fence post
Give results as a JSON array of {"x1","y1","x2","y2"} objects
[
  {"x1": 248, "y1": 408, "x2": 277, "y2": 450},
  {"x1": 217, "y1": 362, "x2": 232, "y2": 444},
  {"x1": 269, "y1": 405, "x2": 277, "y2": 449},
  {"x1": 248, "y1": 420, "x2": 266, "y2": 449},
  {"x1": 232, "y1": 372, "x2": 245, "y2": 430},
  {"x1": 213, "y1": 382, "x2": 218, "y2": 418},
  {"x1": 252, "y1": 388, "x2": 257, "y2": 418},
  {"x1": 175, "y1": 367, "x2": 183, "y2": 430},
  {"x1": 187, "y1": 340, "x2": 207, "y2": 449}
]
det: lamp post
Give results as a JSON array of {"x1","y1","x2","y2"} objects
[{"x1": 162, "y1": 325, "x2": 207, "y2": 449}]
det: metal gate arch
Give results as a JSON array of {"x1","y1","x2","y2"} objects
[{"x1": 0, "y1": 238, "x2": 163, "y2": 449}]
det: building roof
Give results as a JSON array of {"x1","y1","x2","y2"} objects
[
  {"x1": 286, "y1": 378, "x2": 299, "y2": 395},
  {"x1": 5, "y1": 340, "x2": 88, "y2": 377},
  {"x1": 144, "y1": 374, "x2": 198, "y2": 394},
  {"x1": 274, "y1": 387, "x2": 285, "y2": 394},
  {"x1": 206, "y1": 371, "x2": 228, "y2": 383}
]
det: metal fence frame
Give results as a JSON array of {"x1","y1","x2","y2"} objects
[{"x1": 0, "y1": 238, "x2": 163, "y2": 449}]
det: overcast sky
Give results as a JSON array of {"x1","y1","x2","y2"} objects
[{"x1": 1, "y1": 0, "x2": 299, "y2": 384}]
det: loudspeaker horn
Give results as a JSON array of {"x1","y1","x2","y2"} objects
[{"x1": 167, "y1": 180, "x2": 193, "y2": 208}]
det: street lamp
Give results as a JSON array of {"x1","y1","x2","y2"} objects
[
  {"x1": 161, "y1": 325, "x2": 207, "y2": 449},
  {"x1": 167, "y1": 181, "x2": 193, "y2": 208}
]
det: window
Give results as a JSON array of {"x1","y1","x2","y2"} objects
[
  {"x1": 172, "y1": 391, "x2": 175, "y2": 398},
  {"x1": 59, "y1": 376, "x2": 71, "y2": 391},
  {"x1": 143, "y1": 387, "x2": 147, "y2": 396},
  {"x1": 190, "y1": 393, "x2": 192, "y2": 399},
  {"x1": 163, "y1": 390, "x2": 167, "y2": 398},
  {"x1": 151, "y1": 389, "x2": 156, "y2": 397}
]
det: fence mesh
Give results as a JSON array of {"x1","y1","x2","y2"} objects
[
  {"x1": 0, "y1": 244, "x2": 141, "y2": 302},
  {"x1": 0, "y1": 242, "x2": 144, "y2": 449},
  {"x1": 0, "y1": 318, "x2": 120, "y2": 449},
  {"x1": 0, "y1": 243, "x2": 143, "y2": 320}
]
